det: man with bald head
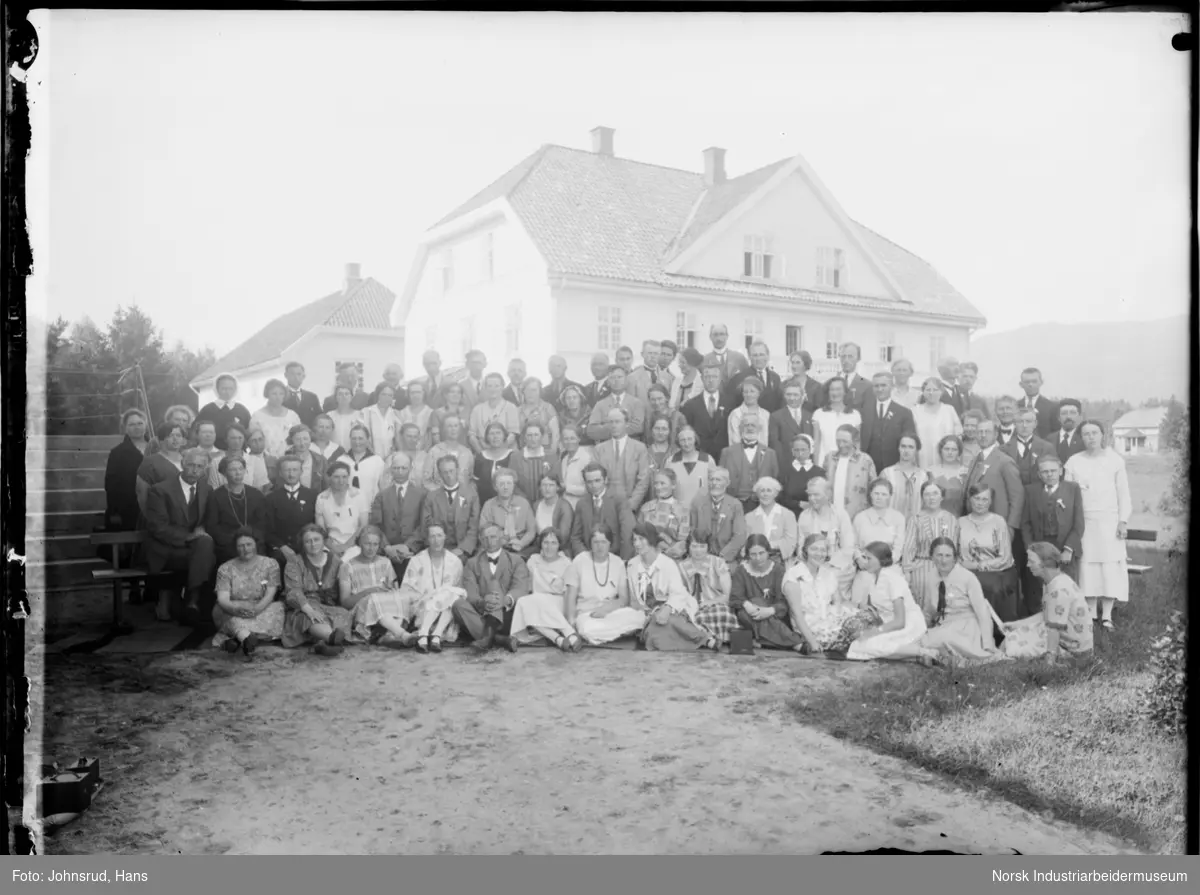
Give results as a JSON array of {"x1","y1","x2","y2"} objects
[
  {"x1": 702, "y1": 323, "x2": 750, "y2": 385},
  {"x1": 543, "y1": 355, "x2": 582, "y2": 410},
  {"x1": 582, "y1": 353, "x2": 612, "y2": 407},
  {"x1": 936, "y1": 357, "x2": 964, "y2": 418},
  {"x1": 322, "y1": 362, "x2": 371, "y2": 412}
]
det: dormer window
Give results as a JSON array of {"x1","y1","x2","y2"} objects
[
  {"x1": 743, "y1": 234, "x2": 775, "y2": 280},
  {"x1": 816, "y1": 247, "x2": 845, "y2": 289}
]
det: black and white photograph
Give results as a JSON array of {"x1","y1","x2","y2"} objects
[{"x1": 10, "y1": 8, "x2": 1191, "y2": 862}]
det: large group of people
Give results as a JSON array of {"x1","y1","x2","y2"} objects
[{"x1": 103, "y1": 327, "x2": 1131, "y2": 664}]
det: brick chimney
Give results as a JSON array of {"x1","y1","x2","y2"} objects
[
  {"x1": 591, "y1": 126, "x2": 615, "y2": 157},
  {"x1": 344, "y1": 262, "x2": 362, "y2": 294},
  {"x1": 703, "y1": 147, "x2": 726, "y2": 187}
]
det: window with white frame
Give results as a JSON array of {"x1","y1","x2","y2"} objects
[
  {"x1": 676, "y1": 311, "x2": 698, "y2": 349},
  {"x1": 743, "y1": 234, "x2": 776, "y2": 280},
  {"x1": 816, "y1": 247, "x2": 846, "y2": 289},
  {"x1": 743, "y1": 317, "x2": 764, "y2": 352},
  {"x1": 439, "y1": 249, "x2": 455, "y2": 293},
  {"x1": 929, "y1": 336, "x2": 947, "y2": 372},
  {"x1": 461, "y1": 316, "x2": 477, "y2": 361},
  {"x1": 597, "y1": 306, "x2": 621, "y2": 350},
  {"x1": 824, "y1": 326, "x2": 842, "y2": 360},
  {"x1": 785, "y1": 325, "x2": 804, "y2": 356},
  {"x1": 504, "y1": 304, "x2": 521, "y2": 353},
  {"x1": 878, "y1": 330, "x2": 898, "y2": 363},
  {"x1": 334, "y1": 360, "x2": 365, "y2": 392},
  {"x1": 425, "y1": 324, "x2": 439, "y2": 350},
  {"x1": 480, "y1": 232, "x2": 495, "y2": 282}
]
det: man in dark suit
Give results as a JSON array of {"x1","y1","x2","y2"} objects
[
  {"x1": 418, "y1": 349, "x2": 449, "y2": 410},
  {"x1": 501, "y1": 358, "x2": 527, "y2": 406},
  {"x1": 836, "y1": 342, "x2": 872, "y2": 409},
  {"x1": 1055, "y1": 398, "x2": 1086, "y2": 465},
  {"x1": 957, "y1": 361, "x2": 990, "y2": 420},
  {"x1": 768, "y1": 382, "x2": 815, "y2": 469},
  {"x1": 964, "y1": 420, "x2": 1025, "y2": 537},
  {"x1": 370, "y1": 452, "x2": 426, "y2": 581},
  {"x1": 702, "y1": 323, "x2": 750, "y2": 385},
  {"x1": 994, "y1": 396, "x2": 1019, "y2": 446},
  {"x1": 1018, "y1": 367, "x2": 1059, "y2": 439},
  {"x1": 460, "y1": 350, "x2": 488, "y2": 410},
  {"x1": 569, "y1": 461, "x2": 638, "y2": 559},
  {"x1": 142, "y1": 448, "x2": 217, "y2": 625},
  {"x1": 581, "y1": 353, "x2": 612, "y2": 408},
  {"x1": 1021, "y1": 454, "x2": 1085, "y2": 615},
  {"x1": 365, "y1": 363, "x2": 410, "y2": 411},
  {"x1": 859, "y1": 371, "x2": 916, "y2": 472},
  {"x1": 263, "y1": 455, "x2": 317, "y2": 562},
  {"x1": 322, "y1": 362, "x2": 371, "y2": 412},
  {"x1": 724, "y1": 340, "x2": 783, "y2": 413},
  {"x1": 680, "y1": 364, "x2": 730, "y2": 459},
  {"x1": 543, "y1": 355, "x2": 582, "y2": 410},
  {"x1": 935, "y1": 357, "x2": 965, "y2": 418},
  {"x1": 421, "y1": 454, "x2": 481, "y2": 562},
  {"x1": 1000, "y1": 407, "x2": 1055, "y2": 607},
  {"x1": 720, "y1": 417, "x2": 779, "y2": 513},
  {"x1": 281, "y1": 361, "x2": 323, "y2": 428},
  {"x1": 453, "y1": 523, "x2": 533, "y2": 653}
]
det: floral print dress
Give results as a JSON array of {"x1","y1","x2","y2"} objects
[{"x1": 211, "y1": 555, "x2": 285, "y2": 647}]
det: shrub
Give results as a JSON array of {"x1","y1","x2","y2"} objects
[{"x1": 1144, "y1": 609, "x2": 1187, "y2": 736}]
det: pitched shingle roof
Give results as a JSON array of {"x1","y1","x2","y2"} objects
[
  {"x1": 433, "y1": 144, "x2": 986, "y2": 325},
  {"x1": 1113, "y1": 407, "x2": 1168, "y2": 431},
  {"x1": 193, "y1": 278, "x2": 397, "y2": 385}
]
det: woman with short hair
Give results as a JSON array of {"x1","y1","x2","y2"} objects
[
  {"x1": 533, "y1": 473, "x2": 574, "y2": 557},
  {"x1": 510, "y1": 419, "x2": 561, "y2": 504},
  {"x1": 726, "y1": 377, "x2": 772, "y2": 449},
  {"x1": 851, "y1": 477, "x2": 907, "y2": 604},
  {"x1": 878, "y1": 433, "x2": 931, "y2": 521},
  {"x1": 556, "y1": 385, "x2": 592, "y2": 448},
  {"x1": 930, "y1": 434, "x2": 968, "y2": 516},
  {"x1": 823, "y1": 424, "x2": 877, "y2": 518},
  {"x1": 395, "y1": 380, "x2": 434, "y2": 451},
  {"x1": 1028, "y1": 541, "x2": 1094, "y2": 658},
  {"x1": 558, "y1": 424, "x2": 594, "y2": 509},
  {"x1": 509, "y1": 528, "x2": 583, "y2": 652},
  {"x1": 783, "y1": 534, "x2": 878, "y2": 654},
  {"x1": 105, "y1": 409, "x2": 151, "y2": 533},
  {"x1": 280, "y1": 523, "x2": 350, "y2": 657},
  {"x1": 479, "y1": 466, "x2": 538, "y2": 558},
  {"x1": 797, "y1": 476, "x2": 857, "y2": 599},
  {"x1": 915, "y1": 537, "x2": 1000, "y2": 664},
  {"x1": 204, "y1": 454, "x2": 268, "y2": 566},
  {"x1": 314, "y1": 459, "x2": 370, "y2": 557},
  {"x1": 138, "y1": 423, "x2": 188, "y2": 515},
  {"x1": 645, "y1": 414, "x2": 675, "y2": 475},
  {"x1": 468, "y1": 372, "x2": 520, "y2": 452},
  {"x1": 679, "y1": 532, "x2": 738, "y2": 646},
  {"x1": 196, "y1": 373, "x2": 251, "y2": 451},
  {"x1": 518, "y1": 377, "x2": 561, "y2": 453},
  {"x1": 284, "y1": 424, "x2": 328, "y2": 492},
  {"x1": 423, "y1": 414, "x2": 474, "y2": 492},
  {"x1": 628, "y1": 523, "x2": 717, "y2": 652},
  {"x1": 343, "y1": 525, "x2": 404, "y2": 638},
  {"x1": 730, "y1": 534, "x2": 811, "y2": 653},
  {"x1": 958, "y1": 483, "x2": 1020, "y2": 622},
  {"x1": 431, "y1": 381, "x2": 472, "y2": 447},
  {"x1": 243, "y1": 427, "x2": 279, "y2": 493},
  {"x1": 782, "y1": 350, "x2": 822, "y2": 413},
  {"x1": 212, "y1": 526, "x2": 285, "y2": 656},
  {"x1": 338, "y1": 423, "x2": 386, "y2": 506},
  {"x1": 311, "y1": 414, "x2": 344, "y2": 464},
  {"x1": 473, "y1": 421, "x2": 514, "y2": 506},
  {"x1": 901, "y1": 480, "x2": 961, "y2": 619},
  {"x1": 913, "y1": 378, "x2": 963, "y2": 468},
  {"x1": 812, "y1": 376, "x2": 861, "y2": 463},
  {"x1": 638, "y1": 469, "x2": 691, "y2": 560},
  {"x1": 888, "y1": 359, "x2": 919, "y2": 409},
  {"x1": 744, "y1": 476, "x2": 798, "y2": 563},
  {"x1": 566, "y1": 525, "x2": 642, "y2": 645},
  {"x1": 360, "y1": 382, "x2": 404, "y2": 458},
  {"x1": 328, "y1": 383, "x2": 362, "y2": 451},
  {"x1": 250, "y1": 379, "x2": 302, "y2": 458},
  {"x1": 779, "y1": 433, "x2": 820, "y2": 515},
  {"x1": 666, "y1": 426, "x2": 713, "y2": 510},
  {"x1": 844, "y1": 542, "x2": 929, "y2": 661}
]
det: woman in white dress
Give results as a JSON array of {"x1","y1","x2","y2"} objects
[
  {"x1": 249, "y1": 379, "x2": 302, "y2": 459},
  {"x1": 889, "y1": 358, "x2": 919, "y2": 410},
  {"x1": 797, "y1": 475, "x2": 857, "y2": 599},
  {"x1": 360, "y1": 383, "x2": 404, "y2": 458},
  {"x1": 328, "y1": 383, "x2": 362, "y2": 451},
  {"x1": 667, "y1": 426, "x2": 713, "y2": 510},
  {"x1": 314, "y1": 460, "x2": 369, "y2": 557},
  {"x1": 912, "y1": 378, "x2": 963, "y2": 469},
  {"x1": 851, "y1": 477, "x2": 907, "y2": 604},
  {"x1": 510, "y1": 529, "x2": 583, "y2": 651},
  {"x1": 726, "y1": 378, "x2": 772, "y2": 450},
  {"x1": 845, "y1": 541, "x2": 929, "y2": 661},
  {"x1": 566, "y1": 525, "x2": 644, "y2": 645},
  {"x1": 783, "y1": 534, "x2": 879, "y2": 654},
  {"x1": 744, "y1": 476, "x2": 798, "y2": 563},
  {"x1": 558, "y1": 425, "x2": 594, "y2": 510},
  {"x1": 628, "y1": 524, "x2": 717, "y2": 652},
  {"x1": 1064, "y1": 419, "x2": 1132, "y2": 631},
  {"x1": 811, "y1": 376, "x2": 861, "y2": 464}
]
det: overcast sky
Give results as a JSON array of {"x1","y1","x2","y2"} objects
[{"x1": 26, "y1": 9, "x2": 1190, "y2": 358}]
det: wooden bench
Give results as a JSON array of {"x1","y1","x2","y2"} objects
[
  {"x1": 1126, "y1": 528, "x2": 1157, "y2": 576},
  {"x1": 88, "y1": 531, "x2": 182, "y2": 634}
]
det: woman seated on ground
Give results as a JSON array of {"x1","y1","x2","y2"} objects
[
  {"x1": 851, "y1": 477, "x2": 907, "y2": 605},
  {"x1": 284, "y1": 424, "x2": 327, "y2": 492},
  {"x1": 744, "y1": 476, "x2": 798, "y2": 564},
  {"x1": 638, "y1": 469, "x2": 690, "y2": 560},
  {"x1": 628, "y1": 523, "x2": 718, "y2": 652},
  {"x1": 137, "y1": 421, "x2": 188, "y2": 511},
  {"x1": 796, "y1": 476, "x2": 857, "y2": 599},
  {"x1": 678, "y1": 532, "x2": 738, "y2": 646},
  {"x1": 1028, "y1": 541, "x2": 1093, "y2": 661},
  {"x1": 878, "y1": 434, "x2": 931, "y2": 521},
  {"x1": 645, "y1": 414, "x2": 675, "y2": 475},
  {"x1": 844, "y1": 541, "x2": 929, "y2": 662},
  {"x1": 958, "y1": 484, "x2": 1020, "y2": 623},
  {"x1": 479, "y1": 466, "x2": 538, "y2": 558},
  {"x1": 783, "y1": 534, "x2": 879, "y2": 654},
  {"x1": 778, "y1": 433, "x2": 820, "y2": 515},
  {"x1": 666, "y1": 426, "x2": 713, "y2": 510},
  {"x1": 566, "y1": 525, "x2": 642, "y2": 645},
  {"x1": 203, "y1": 455, "x2": 268, "y2": 566},
  {"x1": 509, "y1": 528, "x2": 583, "y2": 652},
  {"x1": 916, "y1": 537, "x2": 1001, "y2": 665},
  {"x1": 533, "y1": 473, "x2": 574, "y2": 557},
  {"x1": 343, "y1": 525, "x2": 404, "y2": 637},
  {"x1": 558, "y1": 424, "x2": 593, "y2": 509},
  {"x1": 423, "y1": 415, "x2": 474, "y2": 492},
  {"x1": 251, "y1": 379, "x2": 303, "y2": 458},
  {"x1": 314, "y1": 460, "x2": 369, "y2": 557},
  {"x1": 244, "y1": 427, "x2": 278, "y2": 493},
  {"x1": 474, "y1": 421, "x2": 514, "y2": 506},
  {"x1": 212, "y1": 526, "x2": 285, "y2": 657},
  {"x1": 105, "y1": 408, "x2": 150, "y2": 533},
  {"x1": 311, "y1": 414, "x2": 343, "y2": 463},
  {"x1": 901, "y1": 481, "x2": 961, "y2": 619},
  {"x1": 280, "y1": 523, "x2": 350, "y2": 657},
  {"x1": 730, "y1": 534, "x2": 811, "y2": 654}
]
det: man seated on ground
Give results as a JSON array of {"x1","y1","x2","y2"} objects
[
  {"x1": 142, "y1": 447, "x2": 217, "y2": 625},
  {"x1": 263, "y1": 454, "x2": 317, "y2": 567},
  {"x1": 453, "y1": 523, "x2": 533, "y2": 653}
]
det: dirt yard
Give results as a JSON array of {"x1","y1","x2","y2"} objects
[{"x1": 34, "y1": 645, "x2": 1145, "y2": 855}]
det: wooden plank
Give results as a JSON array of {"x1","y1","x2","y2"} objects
[
  {"x1": 89, "y1": 531, "x2": 145, "y2": 546},
  {"x1": 1126, "y1": 529, "x2": 1158, "y2": 542},
  {"x1": 1128, "y1": 565, "x2": 1152, "y2": 576},
  {"x1": 92, "y1": 569, "x2": 150, "y2": 581}
]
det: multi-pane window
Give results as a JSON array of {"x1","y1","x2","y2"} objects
[
  {"x1": 743, "y1": 317, "x2": 764, "y2": 352},
  {"x1": 676, "y1": 312, "x2": 698, "y2": 349},
  {"x1": 879, "y1": 331, "x2": 898, "y2": 363},
  {"x1": 597, "y1": 306, "x2": 622, "y2": 350},
  {"x1": 743, "y1": 235, "x2": 776, "y2": 280},
  {"x1": 334, "y1": 360, "x2": 365, "y2": 392},
  {"x1": 505, "y1": 304, "x2": 521, "y2": 354},
  {"x1": 785, "y1": 325, "x2": 803, "y2": 356},
  {"x1": 824, "y1": 327, "x2": 842, "y2": 360},
  {"x1": 816, "y1": 247, "x2": 846, "y2": 289},
  {"x1": 929, "y1": 336, "x2": 947, "y2": 372}
]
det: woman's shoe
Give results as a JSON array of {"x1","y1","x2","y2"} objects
[
  {"x1": 222, "y1": 639, "x2": 239, "y2": 654},
  {"x1": 314, "y1": 643, "x2": 343, "y2": 658},
  {"x1": 328, "y1": 629, "x2": 346, "y2": 647},
  {"x1": 415, "y1": 636, "x2": 429, "y2": 654},
  {"x1": 569, "y1": 633, "x2": 585, "y2": 653},
  {"x1": 705, "y1": 638, "x2": 720, "y2": 652},
  {"x1": 242, "y1": 634, "x2": 258, "y2": 657},
  {"x1": 1101, "y1": 619, "x2": 1115, "y2": 632},
  {"x1": 429, "y1": 635, "x2": 443, "y2": 654}
]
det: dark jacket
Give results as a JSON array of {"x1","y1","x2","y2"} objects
[
  {"x1": 195, "y1": 402, "x2": 251, "y2": 451},
  {"x1": 282, "y1": 388, "x2": 323, "y2": 428},
  {"x1": 203, "y1": 485, "x2": 268, "y2": 560},
  {"x1": 859, "y1": 399, "x2": 917, "y2": 473},
  {"x1": 369, "y1": 480, "x2": 426, "y2": 555},
  {"x1": 263, "y1": 484, "x2": 317, "y2": 552},
  {"x1": 104, "y1": 436, "x2": 149, "y2": 530},
  {"x1": 142, "y1": 476, "x2": 213, "y2": 572},
  {"x1": 569, "y1": 492, "x2": 637, "y2": 560},
  {"x1": 680, "y1": 390, "x2": 731, "y2": 460},
  {"x1": 1021, "y1": 480, "x2": 1085, "y2": 558}
]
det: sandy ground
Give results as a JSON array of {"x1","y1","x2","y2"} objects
[{"x1": 33, "y1": 644, "x2": 1145, "y2": 855}]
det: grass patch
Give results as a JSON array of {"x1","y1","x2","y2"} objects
[{"x1": 787, "y1": 546, "x2": 1187, "y2": 853}]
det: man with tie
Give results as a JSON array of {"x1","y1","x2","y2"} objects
[
  {"x1": 542, "y1": 355, "x2": 582, "y2": 410},
  {"x1": 859, "y1": 371, "x2": 917, "y2": 473},
  {"x1": 719, "y1": 417, "x2": 779, "y2": 513},
  {"x1": 702, "y1": 324, "x2": 750, "y2": 385},
  {"x1": 370, "y1": 453, "x2": 426, "y2": 581},
  {"x1": 501, "y1": 358, "x2": 527, "y2": 406},
  {"x1": 420, "y1": 454, "x2": 480, "y2": 563},
  {"x1": 196, "y1": 374, "x2": 251, "y2": 451},
  {"x1": 452, "y1": 523, "x2": 532, "y2": 653},
  {"x1": 1018, "y1": 367, "x2": 1060, "y2": 439},
  {"x1": 768, "y1": 383, "x2": 815, "y2": 469},
  {"x1": 935, "y1": 357, "x2": 965, "y2": 418},
  {"x1": 628, "y1": 339, "x2": 674, "y2": 403},
  {"x1": 581, "y1": 353, "x2": 613, "y2": 408},
  {"x1": 688, "y1": 467, "x2": 747, "y2": 563},
  {"x1": 1020, "y1": 455, "x2": 1085, "y2": 614},
  {"x1": 593, "y1": 407, "x2": 652, "y2": 512},
  {"x1": 569, "y1": 462, "x2": 638, "y2": 559},
  {"x1": 1055, "y1": 398, "x2": 1086, "y2": 465},
  {"x1": 263, "y1": 455, "x2": 317, "y2": 566},
  {"x1": 280, "y1": 362, "x2": 323, "y2": 428},
  {"x1": 142, "y1": 448, "x2": 217, "y2": 625},
  {"x1": 460, "y1": 350, "x2": 488, "y2": 409},
  {"x1": 724, "y1": 341, "x2": 783, "y2": 413},
  {"x1": 836, "y1": 342, "x2": 872, "y2": 409},
  {"x1": 615, "y1": 346, "x2": 636, "y2": 374},
  {"x1": 964, "y1": 420, "x2": 1025, "y2": 540},
  {"x1": 957, "y1": 361, "x2": 990, "y2": 420},
  {"x1": 419, "y1": 350, "x2": 448, "y2": 410},
  {"x1": 1001, "y1": 408, "x2": 1054, "y2": 608},
  {"x1": 586, "y1": 367, "x2": 647, "y2": 443},
  {"x1": 680, "y1": 364, "x2": 730, "y2": 460},
  {"x1": 994, "y1": 396, "x2": 1019, "y2": 446}
]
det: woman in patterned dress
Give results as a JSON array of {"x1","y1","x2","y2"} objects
[
  {"x1": 517, "y1": 377, "x2": 561, "y2": 453},
  {"x1": 797, "y1": 476, "x2": 857, "y2": 599},
  {"x1": 666, "y1": 426, "x2": 713, "y2": 511},
  {"x1": 510, "y1": 529, "x2": 583, "y2": 651},
  {"x1": 678, "y1": 533, "x2": 738, "y2": 646},
  {"x1": 628, "y1": 523, "x2": 718, "y2": 652},
  {"x1": 567, "y1": 525, "x2": 643, "y2": 645},
  {"x1": 930, "y1": 434, "x2": 969, "y2": 517},
  {"x1": 958, "y1": 484, "x2": 1020, "y2": 623},
  {"x1": 1028, "y1": 541, "x2": 1094, "y2": 659},
  {"x1": 824, "y1": 425, "x2": 877, "y2": 519},
  {"x1": 212, "y1": 527, "x2": 286, "y2": 656},
  {"x1": 878, "y1": 434, "x2": 931, "y2": 522},
  {"x1": 280, "y1": 524, "x2": 350, "y2": 656},
  {"x1": 729, "y1": 534, "x2": 810, "y2": 653},
  {"x1": 345, "y1": 525, "x2": 409, "y2": 641},
  {"x1": 638, "y1": 469, "x2": 691, "y2": 560},
  {"x1": 783, "y1": 534, "x2": 878, "y2": 654},
  {"x1": 644, "y1": 414, "x2": 675, "y2": 475},
  {"x1": 744, "y1": 476, "x2": 799, "y2": 563},
  {"x1": 902, "y1": 480, "x2": 961, "y2": 620}
]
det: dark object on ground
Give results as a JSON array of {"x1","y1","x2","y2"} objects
[
  {"x1": 37, "y1": 759, "x2": 101, "y2": 818},
  {"x1": 729, "y1": 630, "x2": 755, "y2": 655}
]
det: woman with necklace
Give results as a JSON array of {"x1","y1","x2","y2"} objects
[
  {"x1": 212, "y1": 527, "x2": 285, "y2": 657},
  {"x1": 203, "y1": 455, "x2": 268, "y2": 566},
  {"x1": 422, "y1": 415, "x2": 475, "y2": 493},
  {"x1": 534, "y1": 473, "x2": 574, "y2": 557},
  {"x1": 250, "y1": 379, "x2": 302, "y2": 459},
  {"x1": 193, "y1": 420, "x2": 224, "y2": 470},
  {"x1": 314, "y1": 460, "x2": 370, "y2": 558},
  {"x1": 557, "y1": 425, "x2": 594, "y2": 510},
  {"x1": 280, "y1": 524, "x2": 350, "y2": 656},
  {"x1": 509, "y1": 529, "x2": 583, "y2": 651},
  {"x1": 352, "y1": 524, "x2": 457, "y2": 648},
  {"x1": 901, "y1": 480, "x2": 961, "y2": 619},
  {"x1": 666, "y1": 426, "x2": 713, "y2": 510},
  {"x1": 679, "y1": 533, "x2": 738, "y2": 647},
  {"x1": 645, "y1": 415, "x2": 675, "y2": 475},
  {"x1": 473, "y1": 421, "x2": 514, "y2": 506},
  {"x1": 638, "y1": 469, "x2": 690, "y2": 560},
  {"x1": 729, "y1": 534, "x2": 811, "y2": 654},
  {"x1": 645, "y1": 384, "x2": 687, "y2": 447},
  {"x1": 566, "y1": 525, "x2": 643, "y2": 645},
  {"x1": 629, "y1": 523, "x2": 717, "y2": 652},
  {"x1": 879, "y1": 434, "x2": 932, "y2": 522}
]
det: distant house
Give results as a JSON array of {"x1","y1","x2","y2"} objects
[
  {"x1": 1111, "y1": 407, "x2": 1169, "y2": 455},
  {"x1": 190, "y1": 264, "x2": 404, "y2": 408},
  {"x1": 394, "y1": 126, "x2": 987, "y2": 385}
]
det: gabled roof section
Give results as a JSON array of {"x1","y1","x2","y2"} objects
[
  {"x1": 1113, "y1": 407, "x2": 1168, "y2": 431},
  {"x1": 667, "y1": 157, "x2": 793, "y2": 259},
  {"x1": 194, "y1": 278, "x2": 398, "y2": 384},
  {"x1": 433, "y1": 145, "x2": 549, "y2": 229}
]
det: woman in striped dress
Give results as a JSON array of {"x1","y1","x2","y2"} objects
[
  {"x1": 901, "y1": 480, "x2": 960, "y2": 620},
  {"x1": 638, "y1": 469, "x2": 691, "y2": 560}
]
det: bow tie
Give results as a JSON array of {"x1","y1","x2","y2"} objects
[
  {"x1": 444, "y1": 488, "x2": 459, "y2": 499},
  {"x1": 741, "y1": 441, "x2": 759, "y2": 450},
  {"x1": 487, "y1": 553, "x2": 502, "y2": 565}
]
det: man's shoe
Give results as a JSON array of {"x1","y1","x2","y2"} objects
[
  {"x1": 242, "y1": 634, "x2": 259, "y2": 657},
  {"x1": 470, "y1": 628, "x2": 495, "y2": 654},
  {"x1": 503, "y1": 634, "x2": 519, "y2": 654}
]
